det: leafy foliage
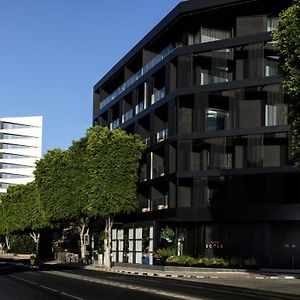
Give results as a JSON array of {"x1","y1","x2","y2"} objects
[
  {"x1": 0, "y1": 183, "x2": 47, "y2": 234},
  {"x1": 34, "y1": 148, "x2": 83, "y2": 222},
  {"x1": 34, "y1": 127, "x2": 144, "y2": 223},
  {"x1": 273, "y1": 0, "x2": 300, "y2": 163},
  {"x1": 84, "y1": 126, "x2": 145, "y2": 218}
]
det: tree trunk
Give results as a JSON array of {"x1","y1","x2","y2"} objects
[
  {"x1": 78, "y1": 220, "x2": 90, "y2": 263},
  {"x1": 78, "y1": 223, "x2": 86, "y2": 262},
  {"x1": 5, "y1": 235, "x2": 11, "y2": 251},
  {"x1": 29, "y1": 232, "x2": 40, "y2": 257},
  {"x1": 104, "y1": 216, "x2": 113, "y2": 268}
]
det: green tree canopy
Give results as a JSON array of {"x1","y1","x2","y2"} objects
[
  {"x1": 34, "y1": 126, "x2": 145, "y2": 261},
  {"x1": 273, "y1": 0, "x2": 300, "y2": 163},
  {"x1": 1, "y1": 183, "x2": 46, "y2": 233},
  {"x1": 0, "y1": 183, "x2": 47, "y2": 255},
  {"x1": 84, "y1": 126, "x2": 145, "y2": 218}
]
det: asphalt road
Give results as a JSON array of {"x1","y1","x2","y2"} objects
[{"x1": 1, "y1": 262, "x2": 300, "y2": 300}]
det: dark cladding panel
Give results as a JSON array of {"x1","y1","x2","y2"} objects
[
  {"x1": 178, "y1": 179, "x2": 192, "y2": 207},
  {"x1": 236, "y1": 15, "x2": 267, "y2": 37},
  {"x1": 177, "y1": 55, "x2": 192, "y2": 88}
]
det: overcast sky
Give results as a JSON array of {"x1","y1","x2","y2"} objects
[{"x1": 0, "y1": 0, "x2": 181, "y2": 153}]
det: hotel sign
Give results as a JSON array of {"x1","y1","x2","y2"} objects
[{"x1": 206, "y1": 241, "x2": 224, "y2": 249}]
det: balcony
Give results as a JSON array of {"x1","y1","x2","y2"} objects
[
  {"x1": 122, "y1": 109, "x2": 133, "y2": 123},
  {"x1": 110, "y1": 119, "x2": 120, "y2": 130},
  {"x1": 135, "y1": 101, "x2": 146, "y2": 114},
  {"x1": 200, "y1": 68, "x2": 232, "y2": 85},
  {"x1": 151, "y1": 87, "x2": 165, "y2": 105},
  {"x1": 141, "y1": 137, "x2": 150, "y2": 147},
  {"x1": 156, "y1": 128, "x2": 168, "y2": 142},
  {"x1": 152, "y1": 165, "x2": 164, "y2": 178},
  {"x1": 100, "y1": 45, "x2": 174, "y2": 110},
  {"x1": 207, "y1": 109, "x2": 229, "y2": 131},
  {"x1": 152, "y1": 196, "x2": 168, "y2": 211}
]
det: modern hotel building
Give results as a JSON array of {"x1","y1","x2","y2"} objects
[
  {"x1": 0, "y1": 116, "x2": 43, "y2": 193},
  {"x1": 93, "y1": 0, "x2": 299, "y2": 267}
]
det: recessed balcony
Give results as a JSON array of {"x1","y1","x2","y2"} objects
[
  {"x1": 122, "y1": 109, "x2": 133, "y2": 124},
  {"x1": 100, "y1": 45, "x2": 174, "y2": 110},
  {"x1": 156, "y1": 128, "x2": 168, "y2": 142},
  {"x1": 110, "y1": 119, "x2": 120, "y2": 130}
]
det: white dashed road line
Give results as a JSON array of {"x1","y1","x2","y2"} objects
[{"x1": 9, "y1": 274, "x2": 85, "y2": 300}]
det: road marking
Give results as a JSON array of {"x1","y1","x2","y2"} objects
[
  {"x1": 9, "y1": 275, "x2": 85, "y2": 300},
  {"x1": 43, "y1": 270, "x2": 206, "y2": 300}
]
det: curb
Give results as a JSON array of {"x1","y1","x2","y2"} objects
[{"x1": 85, "y1": 265, "x2": 300, "y2": 280}]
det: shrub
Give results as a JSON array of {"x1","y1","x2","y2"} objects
[
  {"x1": 10, "y1": 234, "x2": 35, "y2": 254},
  {"x1": 197, "y1": 257, "x2": 229, "y2": 267},
  {"x1": 229, "y1": 257, "x2": 244, "y2": 268},
  {"x1": 243, "y1": 257, "x2": 258, "y2": 267},
  {"x1": 154, "y1": 248, "x2": 173, "y2": 262},
  {"x1": 166, "y1": 255, "x2": 197, "y2": 266}
]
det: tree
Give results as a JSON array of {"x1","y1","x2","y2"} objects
[
  {"x1": 84, "y1": 126, "x2": 145, "y2": 267},
  {"x1": 34, "y1": 127, "x2": 145, "y2": 265},
  {"x1": 273, "y1": 0, "x2": 300, "y2": 164},
  {"x1": 0, "y1": 183, "x2": 47, "y2": 256},
  {"x1": 0, "y1": 192, "x2": 10, "y2": 252},
  {"x1": 34, "y1": 146, "x2": 90, "y2": 260}
]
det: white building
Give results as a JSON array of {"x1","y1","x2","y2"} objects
[{"x1": 0, "y1": 116, "x2": 42, "y2": 193}]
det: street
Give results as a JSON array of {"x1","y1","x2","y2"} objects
[{"x1": 1, "y1": 262, "x2": 300, "y2": 300}]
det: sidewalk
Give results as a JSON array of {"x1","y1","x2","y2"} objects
[
  {"x1": 85, "y1": 262, "x2": 300, "y2": 280},
  {"x1": 82, "y1": 262, "x2": 300, "y2": 298}
]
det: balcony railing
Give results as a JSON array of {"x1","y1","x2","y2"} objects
[
  {"x1": 122, "y1": 109, "x2": 133, "y2": 123},
  {"x1": 151, "y1": 87, "x2": 165, "y2": 105},
  {"x1": 135, "y1": 101, "x2": 146, "y2": 114},
  {"x1": 110, "y1": 118, "x2": 120, "y2": 130},
  {"x1": 100, "y1": 45, "x2": 175, "y2": 110},
  {"x1": 141, "y1": 137, "x2": 150, "y2": 147},
  {"x1": 139, "y1": 168, "x2": 147, "y2": 182},
  {"x1": 152, "y1": 165, "x2": 165, "y2": 178},
  {"x1": 156, "y1": 128, "x2": 168, "y2": 142},
  {"x1": 152, "y1": 196, "x2": 168, "y2": 211}
]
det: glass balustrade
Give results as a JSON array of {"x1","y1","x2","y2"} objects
[
  {"x1": 135, "y1": 101, "x2": 146, "y2": 114},
  {"x1": 141, "y1": 137, "x2": 150, "y2": 146},
  {"x1": 152, "y1": 196, "x2": 168, "y2": 211},
  {"x1": 151, "y1": 87, "x2": 165, "y2": 105},
  {"x1": 156, "y1": 128, "x2": 168, "y2": 142},
  {"x1": 110, "y1": 119, "x2": 120, "y2": 130},
  {"x1": 100, "y1": 45, "x2": 175, "y2": 110},
  {"x1": 99, "y1": 33, "x2": 235, "y2": 112},
  {"x1": 152, "y1": 165, "x2": 165, "y2": 178},
  {"x1": 122, "y1": 109, "x2": 133, "y2": 123}
]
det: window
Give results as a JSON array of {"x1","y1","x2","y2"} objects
[
  {"x1": 265, "y1": 56, "x2": 279, "y2": 76},
  {"x1": 265, "y1": 104, "x2": 277, "y2": 126}
]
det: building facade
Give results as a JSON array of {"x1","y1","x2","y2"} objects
[
  {"x1": 93, "y1": 0, "x2": 300, "y2": 267},
  {"x1": 0, "y1": 116, "x2": 43, "y2": 193}
]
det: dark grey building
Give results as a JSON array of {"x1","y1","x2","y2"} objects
[{"x1": 93, "y1": 0, "x2": 300, "y2": 267}]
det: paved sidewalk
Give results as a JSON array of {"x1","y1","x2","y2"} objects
[{"x1": 85, "y1": 263, "x2": 300, "y2": 280}]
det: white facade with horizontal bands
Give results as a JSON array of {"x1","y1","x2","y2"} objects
[{"x1": 0, "y1": 116, "x2": 42, "y2": 193}]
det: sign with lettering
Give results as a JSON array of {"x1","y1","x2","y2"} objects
[
  {"x1": 205, "y1": 241, "x2": 224, "y2": 249},
  {"x1": 284, "y1": 243, "x2": 296, "y2": 249}
]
